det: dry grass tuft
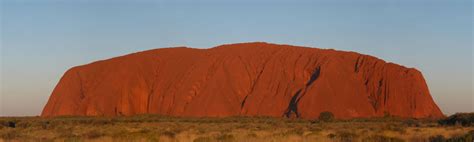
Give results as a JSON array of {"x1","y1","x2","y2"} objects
[{"x1": 0, "y1": 115, "x2": 473, "y2": 142}]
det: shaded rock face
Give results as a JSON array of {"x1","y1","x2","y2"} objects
[{"x1": 41, "y1": 42, "x2": 444, "y2": 119}]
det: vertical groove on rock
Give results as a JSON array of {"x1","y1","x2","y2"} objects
[
  {"x1": 254, "y1": 48, "x2": 289, "y2": 114},
  {"x1": 284, "y1": 65, "x2": 322, "y2": 118},
  {"x1": 75, "y1": 70, "x2": 85, "y2": 115},
  {"x1": 355, "y1": 56, "x2": 362, "y2": 73},
  {"x1": 238, "y1": 55, "x2": 253, "y2": 90},
  {"x1": 240, "y1": 55, "x2": 272, "y2": 111},
  {"x1": 147, "y1": 88, "x2": 154, "y2": 113},
  {"x1": 147, "y1": 58, "x2": 159, "y2": 113},
  {"x1": 240, "y1": 95, "x2": 248, "y2": 109},
  {"x1": 292, "y1": 54, "x2": 303, "y2": 82},
  {"x1": 76, "y1": 71, "x2": 85, "y2": 100},
  {"x1": 284, "y1": 89, "x2": 302, "y2": 118},
  {"x1": 384, "y1": 79, "x2": 388, "y2": 105},
  {"x1": 240, "y1": 68, "x2": 263, "y2": 109},
  {"x1": 306, "y1": 66, "x2": 321, "y2": 86}
]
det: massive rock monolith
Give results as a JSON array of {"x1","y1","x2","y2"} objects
[{"x1": 41, "y1": 42, "x2": 444, "y2": 119}]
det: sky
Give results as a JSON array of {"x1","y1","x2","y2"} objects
[{"x1": 0, "y1": 0, "x2": 472, "y2": 116}]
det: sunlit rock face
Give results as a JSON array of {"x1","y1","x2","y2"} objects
[{"x1": 41, "y1": 42, "x2": 444, "y2": 119}]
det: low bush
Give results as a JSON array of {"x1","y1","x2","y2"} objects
[
  {"x1": 446, "y1": 130, "x2": 473, "y2": 142},
  {"x1": 362, "y1": 135, "x2": 404, "y2": 142},
  {"x1": 0, "y1": 129, "x2": 21, "y2": 140},
  {"x1": 384, "y1": 124, "x2": 406, "y2": 134},
  {"x1": 336, "y1": 131, "x2": 358, "y2": 142},
  {"x1": 161, "y1": 131, "x2": 177, "y2": 138},
  {"x1": 247, "y1": 132, "x2": 258, "y2": 138},
  {"x1": 7, "y1": 121, "x2": 16, "y2": 128},
  {"x1": 402, "y1": 119, "x2": 420, "y2": 127},
  {"x1": 438, "y1": 113, "x2": 474, "y2": 126},
  {"x1": 0, "y1": 120, "x2": 18, "y2": 128},
  {"x1": 194, "y1": 136, "x2": 213, "y2": 142},
  {"x1": 216, "y1": 134, "x2": 235, "y2": 142},
  {"x1": 283, "y1": 127, "x2": 305, "y2": 136},
  {"x1": 318, "y1": 111, "x2": 334, "y2": 122},
  {"x1": 428, "y1": 130, "x2": 474, "y2": 142},
  {"x1": 84, "y1": 130, "x2": 104, "y2": 139},
  {"x1": 428, "y1": 135, "x2": 445, "y2": 142},
  {"x1": 327, "y1": 133, "x2": 336, "y2": 139}
]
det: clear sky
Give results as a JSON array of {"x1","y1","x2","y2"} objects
[{"x1": 0, "y1": 0, "x2": 472, "y2": 116}]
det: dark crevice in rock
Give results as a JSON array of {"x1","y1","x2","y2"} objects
[
  {"x1": 369, "y1": 78, "x2": 385, "y2": 112},
  {"x1": 373, "y1": 78, "x2": 384, "y2": 111},
  {"x1": 237, "y1": 55, "x2": 253, "y2": 87},
  {"x1": 148, "y1": 59, "x2": 160, "y2": 113},
  {"x1": 369, "y1": 96, "x2": 378, "y2": 112},
  {"x1": 248, "y1": 58, "x2": 271, "y2": 94},
  {"x1": 115, "y1": 107, "x2": 124, "y2": 116},
  {"x1": 384, "y1": 80, "x2": 389, "y2": 105},
  {"x1": 240, "y1": 58, "x2": 272, "y2": 111},
  {"x1": 147, "y1": 88, "x2": 154, "y2": 113},
  {"x1": 292, "y1": 54, "x2": 303, "y2": 82},
  {"x1": 377, "y1": 79, "x2": 384, "y2": 96},
  {"x1": 74, "y1": 70, "x2": 87, "y2": 115},
  {"x1": 306, "y1": 66, "x2": 321, "y2": 86},
  {"x1": 239, "y1": 68, "x2": 264, "y2": 111},
  {"x1": 283, "y1": 66, "x2": 322, "y2": 118},
  {"x1": 76, "y1": 71, "x2": 85, "y2": 100},
  {"x1": 355, "y1": 56, "x2": 363, "y2": 72},
  {"x1": 284, "y1": 89, "x2": 302, "y2": 118},
  {"x1": 240, "y1": 95, "x2": 249, "y2": 109}
]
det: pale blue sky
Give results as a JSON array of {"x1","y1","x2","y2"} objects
[{"x1": 1, "y1": 0, "x2": 472, "y2": 116}]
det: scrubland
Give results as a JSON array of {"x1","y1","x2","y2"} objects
[{"x1": 0, "y1": 113, "x2": 473, "y2": 142}]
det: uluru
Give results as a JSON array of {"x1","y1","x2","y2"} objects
[{"x1": 41, "y1": 42, "x2": 444, "y2": 119}]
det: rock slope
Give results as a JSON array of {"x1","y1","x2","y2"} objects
[{"x1": 41, "y1": 42, "x2": 444, "y2": 119}]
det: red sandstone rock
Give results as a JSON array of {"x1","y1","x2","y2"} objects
[{"x1": 41, "y1": 42, "x2": 444, "y2": 119}]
